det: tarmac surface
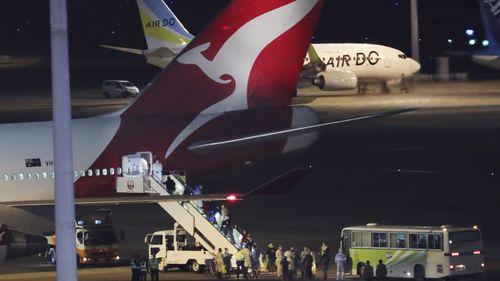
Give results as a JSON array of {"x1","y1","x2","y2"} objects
[{"x1": 1, "y1": 80, "x2": 500, "y2": 280}]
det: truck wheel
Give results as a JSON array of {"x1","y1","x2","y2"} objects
[
  {"x1": 414, "y1": 264, "x2": 425, "y2": 281},
  {"x1": 190, "y1": 260, "x2": 202, "y2": 273}
]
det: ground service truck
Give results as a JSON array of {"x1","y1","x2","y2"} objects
[
  {"x1": 145, "y1": 223, "x2": 213, "y2": 272},
  {"x1": 46, "y1": 209, "x2": 122, "y2": 266}
]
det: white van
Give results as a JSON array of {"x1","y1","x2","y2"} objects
[{"x1": 102, "y1": 80, "x2": 139, "y2": 98}]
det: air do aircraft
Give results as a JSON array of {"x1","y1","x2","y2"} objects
[
  {"x1": 102, "y1": 0, "x2": 420, "y2": 92},
  {"x1": 0, "y1": 0, "x2": 414, "y2": 263}
]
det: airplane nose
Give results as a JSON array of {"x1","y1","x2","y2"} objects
[{"x1": 409, "y1": 58, "x2": 421, "y2": 74}]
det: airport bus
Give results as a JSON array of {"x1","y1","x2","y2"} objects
[{"x1": 340, "y1": 224, "x2": 485, "y2": 281}]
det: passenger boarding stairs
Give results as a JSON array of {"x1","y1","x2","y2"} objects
[{"x1": 116, "y1": 153, "x2": 240, "y2": 266}]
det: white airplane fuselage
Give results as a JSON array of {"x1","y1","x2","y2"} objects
[{"x1": 307, "y1": 43, "x2": 421, "y2": 82}]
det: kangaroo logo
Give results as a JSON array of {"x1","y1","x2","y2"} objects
[{"x1": 165, "y1": 0, "x2": 319, "y2": 159}]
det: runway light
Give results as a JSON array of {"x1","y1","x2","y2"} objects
[
  {"x1": 447, "y1": 38, "x2": 453, "y2": 44},
  {"x1": 481, "y1": 262, "x2": 485, "y2": 268},
  {"x1": 226, "y1": 194, "x2": 238, "y2": 201},
  {"x1": 483, "y1": 40, "x2": 490, "y2": 47},
  {"x1": 469, "y1": 39, "x2": 477, "y2": 46}
]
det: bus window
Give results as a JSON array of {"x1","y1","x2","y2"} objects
[
  {"x1": 409, "y1": 233, "x2": 427, "y2": 249},
  {"x1": 352, "y1": 231, "x2": 370, "y2": 247},
  {"x1": 428, "y1": 234, "x2": 442, "y2": 250},
  {"x1": 390, "y1": 233, "x2": 407, "y2": 248},
  {"x1": 371, "y1": 232, "x2": 388, "y2": 248}
]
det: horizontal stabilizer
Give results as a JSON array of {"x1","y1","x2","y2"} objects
[{"x1": 189, "y1": 108, "x2": 418, "y2": 152}]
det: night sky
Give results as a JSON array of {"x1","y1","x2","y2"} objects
[{"x1": 0, "y1": 1, "x2": 487, "y2": 66}]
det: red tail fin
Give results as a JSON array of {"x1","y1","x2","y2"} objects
[{"x1": 123, "y1": 0, "x2": 324, "y2": 117}]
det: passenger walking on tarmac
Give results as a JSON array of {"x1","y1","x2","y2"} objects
[
  {"x1": 281, "y1": 256, "x2": 290, "y2": 281},
  {"x1": 321, "y1": 242, "x2": 330, "y2": 257},
  {"x1": 375, "y1": 259, "x2": 387, "y2": 280},
  {"x1": 139, "y1": 256, "x2": 148, "y2": 281},
  {"x1": 130, "y1": 254, "x2": 141, "y2": 281},
  {"x1": 363, "y1": 261, "x2": 374, "y2": 281},
  {"x1": 303, "y1": 248, "x2": 314, "y2": 279},
  {"x1": 266, "y1": 243, "x2": 277, "y2": 273},
  {"x1": 284, "y1": 247, "x2": 295, "y2": 277},
  {"x1": 243, "y1": 244, "x2": 252, "y2": 278},
  {"x1": 251, "y1": 244, "x2": 261, "y2": 279},
  {"x1": 164, "y1": 175, "x2": 176, "y2": 194},
  {"x1": 311, "y1": 249, "x2": 317, "y2": 276},
  {"x1": 275, "y1": 245, "x2": 283, "y2": 278},
  {"x1": 300, "y1": 246, "x2": 309, "y2": 278},
  {"x1": 235, "y1": 247, "x2": 247, "y2": 280},
  {"x1": 149, "y1": 253, "x2": 160, "y2": 281},
  {"x1": 335, "y1": 249, "x2": 347, "y2": 280},
  {"x1": 223, "y1": 248, "x2": 233, "y2": 275},
  {"x1": 215, "y1": 248, "x2": 227, "y2": 280},
  {"x1": 293, "y1": 247, "x2": 301, "y2": 277},
  {"x1": 319, "y1": 250, "x2": 331, "y2": 280}
]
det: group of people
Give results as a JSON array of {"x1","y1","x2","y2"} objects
[
  {"x1": 213, "y1": 243, "x2": 261, "y2": 280},
  {"x1": 359, "y1": 259, "x2": 387, "y2": 281},
  {"x1": 261, "y1": 242, "x2": 330, "y2": 280},
  {"x1": 130, "y1": 253, "x2": 160, "y2": 281}
]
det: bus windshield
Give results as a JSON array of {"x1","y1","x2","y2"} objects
[{"x1": 449, "y1": 230, "x2": 481, "y2": 250}]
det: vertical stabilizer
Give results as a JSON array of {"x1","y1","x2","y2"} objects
[
  {"x1": 137, "y1": 0, "x2": 194, "y2": 53},
  {"x1": 124, "y1": 0, "x2": 324, "y2": 118}
]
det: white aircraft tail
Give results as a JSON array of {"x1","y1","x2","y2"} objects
[{"x1": 137, "y1": 0, "x2": 194, "y2": 53}]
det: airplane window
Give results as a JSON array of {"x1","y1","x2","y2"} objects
[
  {"x1": 110, "y1": 168, "x2": 115, "y2": 176},
  {"x1": 74, "y1": 170, "x2": 78, "y2": 178},
  {"x1": 4, "y1": 174, "x2": 9, "y2": 181},
  {"x1": 42, "y1": 172, "x2": 48, "y2": 179},
  {"x1": 80, "y1": 170, "x2": 85, "y2": 177},
  {"x1": 102, "y1": 169, "x2": 108, "y2": 176},
  {"x1": 11, "y1": 174, "x2": 17, "y2": 181},
  {"x1": 34, "y1": 173, "x2": 40, "y2": 180},
  {"x1": 19, "y1": 173, "x2": 24, "y2": 181},
  {"x1": 49, "y1": 172, "x2": 55, "y2": 179},
  {"x1": 117, "y1": 167, "x2": 122, "y2": 175},
  {"x1": 95, "y1": 169, "x2": 100, "y2": 176},
  {"x1": 87, "y1": 169, "x2": 93, "y2": 177},
  {"x1": 27, "y1": 173, "x2": 32, "y2": 180}
]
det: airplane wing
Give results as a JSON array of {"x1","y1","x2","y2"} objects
[{"x1": 189, "y1": 108, "x2": 417, "y2": 152}]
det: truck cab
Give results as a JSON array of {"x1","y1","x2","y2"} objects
[{"x1": 145, "y1": 223, "x2": 212, "y2": 272}]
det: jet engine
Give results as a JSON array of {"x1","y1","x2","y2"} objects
[
  {"x1": 313, "y1": 70, "x2": 358, "y2": 91},
  {"x1": 0, "y1": 227, "x2": 48, "y2": 263}
]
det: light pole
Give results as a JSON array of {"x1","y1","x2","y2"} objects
[{"x1": 411, "y1": 0, "x2": 420, "y2": 63}]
